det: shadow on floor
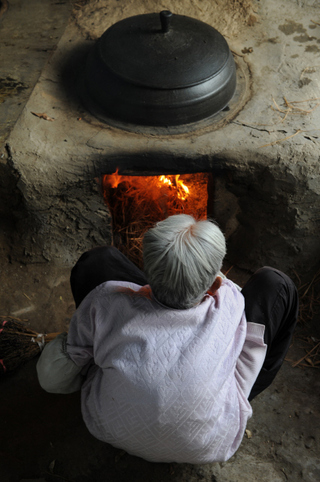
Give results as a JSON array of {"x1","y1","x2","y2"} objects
[{"x1": 1, "y1": 357, "x2": 208, "y2": 482}]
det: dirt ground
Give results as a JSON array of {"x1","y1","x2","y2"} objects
[{"x1": 1, "y1": 225, "x2": 320, "y2": 482}]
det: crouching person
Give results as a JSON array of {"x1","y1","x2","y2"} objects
[{"x1": 37, "y1": 214, "x2": 298, "y2": 464}]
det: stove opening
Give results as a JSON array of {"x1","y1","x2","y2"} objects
[{"x1": 102, "y1": 171, "x2": 212, "y2": 269}]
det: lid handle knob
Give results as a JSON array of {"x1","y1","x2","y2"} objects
[{"x1": 160, "y1": 10, "x2": 172, "y2": 33}]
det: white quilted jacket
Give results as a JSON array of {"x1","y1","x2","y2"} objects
[{"x1": 67, "y1": 279, "x2": 266, "y2": 463}]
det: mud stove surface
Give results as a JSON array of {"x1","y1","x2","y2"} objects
[{"x1": 3, "y1": 0, "x2": 320, "y2": 280}]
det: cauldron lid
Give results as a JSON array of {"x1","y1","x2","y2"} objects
[{"x1": 98, "y1": 11, "x2": 230, "y2": 89}]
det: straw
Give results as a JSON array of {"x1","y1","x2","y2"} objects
[
  {"x1": 103, "y1": 172, "x2": 209, "y2": 268},
  {"x1": 0, "y1": 317, "x2": 62, "y2": 375}
]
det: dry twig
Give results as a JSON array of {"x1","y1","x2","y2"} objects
[
  {"x1": 271, "y1": 96, "x2": 320, "y2": 120},
  {"x1": 31, "y1": 112, "x2": 55, "y2": 122},
  {"x1": 259, "y1": 95, "x2": 320, "y2": 147},
  {"x1": 259, "y1": 129, "x2": 302, "y2": 148},
  {"x1": 292, "y1": 341, "x2": 320, "y2": 368},
  {"x1": 287, "y1": 270, "x2": 320, "y2": 368}
]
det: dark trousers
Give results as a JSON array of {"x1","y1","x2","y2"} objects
[
  {"x1": 242, "y1": 267, "x2": 298, "y2": 400},
  {"x1": 70, "y1": 247, "x2": 299, "y2": 402}
]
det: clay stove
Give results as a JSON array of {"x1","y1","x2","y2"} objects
[{"x1": 3, "y1": 0, "x2": 320, "y2": 279}]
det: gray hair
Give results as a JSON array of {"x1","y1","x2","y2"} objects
[{"x1": 143, "y1": 214, "x2": 226, "y2": 309}]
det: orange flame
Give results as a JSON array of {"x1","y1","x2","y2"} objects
[
  {"x1": 157, "y1": 174, "x2": 189, "y2": 200},
  {"x1": 105, "y1": 171, "x2": 190, "y2": 200},
  {"x1": 175, "y1": 175, "x2": 189, "y2": 200},
  {"x1": 107, "y1": 168, "x2": 122, "y2": 189}
]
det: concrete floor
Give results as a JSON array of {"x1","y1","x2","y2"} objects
[{"x1": 1, "y1": 1, "x2": 320, "y2": 481}]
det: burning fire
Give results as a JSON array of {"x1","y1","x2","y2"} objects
[
  {"x1": 157, "y1": 175, "x2": 189, "y2": 200},
  {"x1": 101, "y1": 169, "x2": 209, "y2": 268},
  {"x1": 108, "y1": 168, "x2": 122, "y2": 189},
  {"x1": 105, "y1": 170, "x2": 190, "y2": 201}
]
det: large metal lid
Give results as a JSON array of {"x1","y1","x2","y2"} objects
[
  {"x1": 98, "y1": 11, "x2": 230, "y2": 89},
  {"x1": 81, "y1": 11, "x2": 236, "y2": 128}
]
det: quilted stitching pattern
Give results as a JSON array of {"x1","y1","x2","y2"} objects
[{"x1": 68, "y1": 280, "x2": 254, "y2": 463}]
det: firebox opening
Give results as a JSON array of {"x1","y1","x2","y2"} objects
[{"x1": 102, "y1": 171, "x2": 212, "y2": 269}]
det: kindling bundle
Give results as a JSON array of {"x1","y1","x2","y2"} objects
[{"x1": 0, "y1": 317, "x2": 61, "y2": 375}]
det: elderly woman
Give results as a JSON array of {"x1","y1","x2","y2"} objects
[{"x1": 37, "y1": 214, "x2": 298, "y2": 464}]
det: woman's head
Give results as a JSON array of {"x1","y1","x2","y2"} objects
[{"x1": 143, "y1": 214, "x2": 226, "y2": 309}]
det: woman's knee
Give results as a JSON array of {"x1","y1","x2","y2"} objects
[
  {"x1": 243, "y1": 266, "x2": 296, "y2": 296},
  {"x1": 75, "y1": 246, "x2": 117, "y2": 266},
  {"x1": 71, "y1": 246, "x2": 116, "y2": 276}
]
